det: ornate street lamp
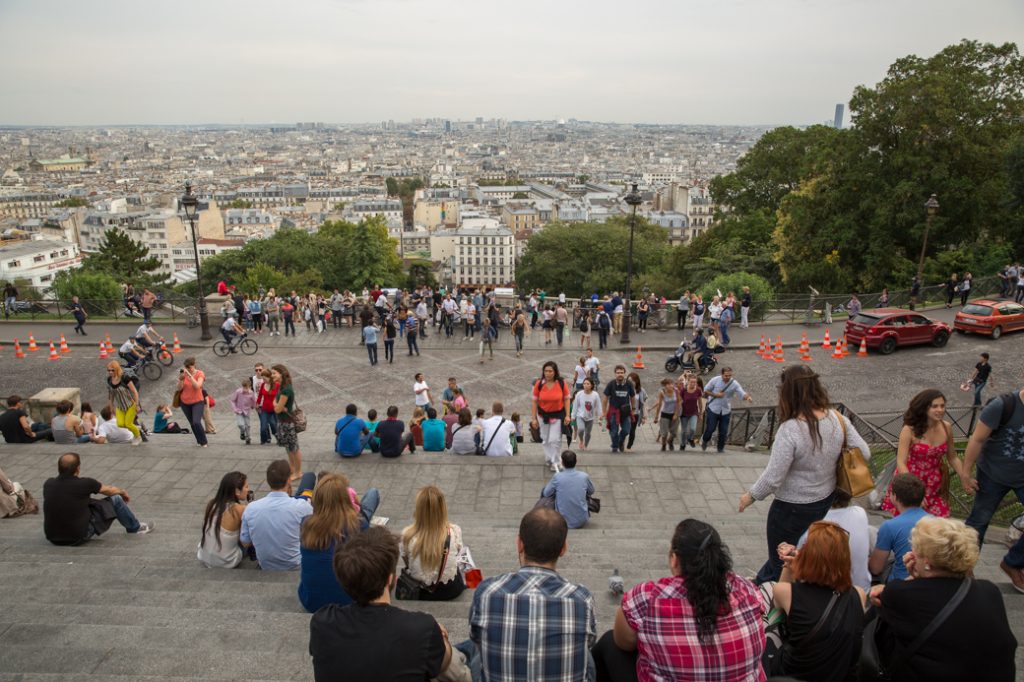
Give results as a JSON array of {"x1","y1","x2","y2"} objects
[
  {"x1": 180, "y1": 181, "x2": 211, "y2": 340},
  {"x1": 915, "y1": 194, "x2": 939, "y2": 295},
  {"x1": 620, "y1": 183, "x2": 643, "y2": 344}
]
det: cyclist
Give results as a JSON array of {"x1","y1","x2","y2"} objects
[
  {"x1": 220, "y1": 313, "x2": 245, "y2": 352},
  {"x1": 134, "y1": 320, "x2": 164, "y2": 353},
  {"x1": 118, "y1": 337, "x2": 147, "y2": 369}
]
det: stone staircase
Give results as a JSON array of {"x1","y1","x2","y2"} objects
[{"x1": 1, "y1": 431, "x2": 1021, "y2": 680}]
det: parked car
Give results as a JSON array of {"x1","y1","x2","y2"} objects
[
  {"x1": 954, "y1": 299, "x2": 1024, "y2": 339},
  {"x1": 844, "y1": 308, "x2": 950, "y2": 355}
]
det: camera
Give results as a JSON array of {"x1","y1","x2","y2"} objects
[{"x1": 246, "y1": 490, "x2": 255, "y2": 503}]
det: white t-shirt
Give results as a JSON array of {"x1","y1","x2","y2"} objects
[
  {"x1": 376, "y1": 293, "x2": 389, "y2": 307},
  {"x1": 96, "y1": 418, "x2": 133, "y2": 443},
  {"x1": 558, "y1": 293, "x2": 566, "y2": 303},
  {"x1": 481, "y1": 415, "x2": 516, "y2": 456},
  {"x1": 119, "y1": 339, "x2": 136, "y2": 353},
  {"x1": 573, "y1": 365, "x2": 588, "y2": 386},
  {"x1": 584, "y1": 357, "x2": 600, "y2": 378},
  {"x1": 414, "y1": 381, "x2": 430, "y2": 406},
  {"x1": 798, "y1": 505, "x2": 871, "y2": 592},
  {"x1": 135, "y1": 324, "x2": 150, "y2": 338},
  {"x1": 572, "y1": 391, "x2": 600, "y2": 421},
  {"x1": 221, "y1": 317, "x2": 236, "y2": 332}
]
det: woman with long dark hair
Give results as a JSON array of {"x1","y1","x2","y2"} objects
[
  {"x1": 591, "y1": 519, "x2": 765, "y2": 682},
  {"x1": 738, "y1": 364, "x2": 871, "y2": 584},
  {"x1": 767, "y1": 521, "x2": 866, "y2": 681},
  {"x1": 531, "y1": 360, "x2": 572, "y2": 472},
  {"x1": 177, "y1": 356, "x2": 208, "y2": 447},
  {"x1": 197, "y1": 471, "x2": 248, "y2": 568},
  {"x1": 881, "y1": 389, "x2": 962, "y2": 517},
  {"x1": 272, "y1": 364, "x2": 302, "y2": 481}
]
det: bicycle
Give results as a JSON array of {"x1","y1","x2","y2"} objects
[
  {"x1": 121, "y1": 352, "x2": 162, "y2": 381},
  {"x1": 213, "y1": 332, "x2": 258, "y2": 357}
]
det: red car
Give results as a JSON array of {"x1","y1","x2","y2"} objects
[
  {"x1": 954, "y1": 299, "x2": 1024, "y2": 339},
  {"x1": 844, "y1": 308, "x2": 950, "y2": 355}
]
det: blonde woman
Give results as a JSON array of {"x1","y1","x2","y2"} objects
[
  {"x1": 400, "y1": 485, "x2": 465, "y2": 601},
  {"x1": 106, "y1": 361, "x2": 141, "y2": 443},
  {"x1": 297, "y1": 473, "x2": 361, "y2": 613}
]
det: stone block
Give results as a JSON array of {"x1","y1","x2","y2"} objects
[{"x1": 27, "y1": 387, "x2": 80, "y2": 424}]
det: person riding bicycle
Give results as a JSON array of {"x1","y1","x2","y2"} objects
[
  {"x1": 133, "y1": 321, "x2": 163, "y2": 353},
  {"x1": 118, "y1": 338, "x2": 146, "y2": 369},
  {"x1": 220, "y1": 314, "x2": 245, "y2": 352}
]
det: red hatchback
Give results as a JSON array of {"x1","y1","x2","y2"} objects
[
  {"x1": 954, "y1": 299, "x2": 1024, "y2": 339},
  {"x1": 844, "y1": 309, "x2": 951, "y2": 355}
]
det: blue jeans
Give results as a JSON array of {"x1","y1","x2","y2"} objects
[
  {"x1": 366, "y1": 342, "x2": 378, "y2": 365},
  {"x1": 407, "y1": 333, "x2": 419, "y2": 355},
  {"x1": 85, "y1": 494, "x2": 141, "y2": 538},
  {"x1": 720, "y1": 322, "x2": 731, "y2": 346},
  {"x1": 454, "y1": 640, "x2": 594, "y2": 682},
  {"x1": 966, "y1": 467, "x2": 1024, "y2": 568},
  {"x1": 258, "y1": 410, "x2": 278, "y2": 444},
  {"x1": 607, "y1": 410, "x2": 630, "y2": 451},
  {"x1": 702, "y1": 410, "x2": 731, "y2": 452},
  {"x1": 358, "y1": 488, "x2": 381, "y2": 529},
  {"x1": 973, "y1": 381, "x2": 987, "y2": 407},
  {"x1": 755, "y1": 495, "x2": 834, "y2": 584}
]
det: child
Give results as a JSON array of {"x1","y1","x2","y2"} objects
[
  {"x1": 230, "y1": 377, "x2": 256, "y2": 444},
  {"x1": 571, "y1": 378, "x2": 599, "y2": 451},
  {"x1": 410, "y1": 407, "x2": 425, "y2": 446},
  {"x1": 80, "y1": 402, "x2": 98, "y2": 438},
  {"x1": 510, "y1": 412, "x2": 523, "y2": 455},
  {"x1": 364, "y1": 408, "x2": 381, "y2": 453},
  {"x1": 152, "y1": 403, "x2": 186, "y2": 434}
]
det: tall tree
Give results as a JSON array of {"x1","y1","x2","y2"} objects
[{"x1": 84, "y1": 227, "x2": 165, "y2": 286}]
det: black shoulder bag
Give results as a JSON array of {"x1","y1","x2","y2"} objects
[
  {"x1": 395, "y1": 530, "x2": 451, "y2": 600},
  {"x1": 860, "y1": 578, "x2": 972, "y2": 680}
]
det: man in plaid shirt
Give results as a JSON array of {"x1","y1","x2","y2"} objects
[{"x1": 468, "y1": 508, "x2": 597, "y2": 681}]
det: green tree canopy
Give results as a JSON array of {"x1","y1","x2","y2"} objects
[
  {"x1": 517, "y1": 217, "x2": 669, "y2": 296},
  {"x1": 51, "y1": 269, "x2": 122, "y2": 314},
  {"x1": 82, "y1": 227, "x2": 166, "y2": 288}
]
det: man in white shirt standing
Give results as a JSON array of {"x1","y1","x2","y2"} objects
[
  {"x1": 481, "y1": 402, "x2": 516, "y2": 457},
  {"x1": 414, "y1": 373, "x2": 433, "y2": 411}
]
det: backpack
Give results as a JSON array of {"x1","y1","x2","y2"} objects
[
  {"x1": 579, "y1": 318, "x2": 589, "y2": 332},
  {"x1": 984, "y1": 392, "x2": 1019, "y2": 432},
  {"x1": 598, "y1": 313, "x2": 611, "y2": 330}
]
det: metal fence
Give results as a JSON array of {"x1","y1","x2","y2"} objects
[
  {"x1": 0, "y1": 297, "x2": 198, "y2": 324},
  {"x1": 729, "y1": 401, "x2": 1022, "y2": 522}
]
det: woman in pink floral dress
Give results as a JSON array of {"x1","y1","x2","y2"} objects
[{"x1": 882, "y1": 389, "x2": 965, "y2": 517}]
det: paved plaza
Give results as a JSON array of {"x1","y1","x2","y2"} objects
[{"x1": 2, "y1": 311, "x2": 1024, "y2": 679}]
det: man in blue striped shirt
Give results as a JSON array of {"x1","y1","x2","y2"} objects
[{"x1": 468, "y1": 508, "x2": 596, "y2": 681}]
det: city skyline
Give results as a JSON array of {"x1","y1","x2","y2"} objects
[{"x1": 0, "y1": 0, "x2": 1021, "y2": 127}]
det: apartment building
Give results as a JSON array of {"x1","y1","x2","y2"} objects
[
  {"x1": 0, "y1": 191, "x2": 70, "y2": 219},
  {"x1": 413, "y1": 198, "x2": 460, "y2": 230},
  {"x1": 430, "y1": 223, "x2": 515, "y2": 286},
  {"x1": 0, "y1": 236, "x2": 81, "y2": 288},
  {"x1": 501, "y1": 202, "x2": 540, "y2": 232},
  {"x1": 170, "y1": 238, "x2": 245, "y2": 272}
]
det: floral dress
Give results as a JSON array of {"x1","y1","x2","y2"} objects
[{"x1": 881, "y1": 442, "x2": 950, "y2": 517}]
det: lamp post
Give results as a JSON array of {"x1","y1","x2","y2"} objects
[
  {"x1": 180, "y1": 181, "x2": 211, "y2": 340},
  {"x1": 915, "y1": 194, "x2": 939, "y2": 300},
  {"x1": 620, "y1": 183, "x2": 643, "y2": 345}
]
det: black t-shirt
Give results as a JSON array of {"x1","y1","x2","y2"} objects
[
  {"x1": 0, "y1": 408, "x2": 33, "y2": 443},
  {"x1": 309, "y1": 603, "x2": 445, "y2": 682},
  {"x1": 43, "y1": 475, "x2": 102, "y2": 545},
  {"x1": 376, "y1": 419, "x2": 407, "y2": 457},
  {"x1": 879, "y1": 578, "x2": 1016, "y2": 682},
  {"x1": 603, "y1": 379, "x2": 635, "y2": 412},
  {"x1": 975, "y1": 362, "x2": 992, "y2": 383}
]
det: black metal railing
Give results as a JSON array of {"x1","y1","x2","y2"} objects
[{"x1": 0, "y1": 297, "x2": 198, "y2": 324}]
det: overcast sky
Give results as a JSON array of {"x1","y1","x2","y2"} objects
[{"x1": 0, "y1": 0, "x2": 1020, "y2": 127}]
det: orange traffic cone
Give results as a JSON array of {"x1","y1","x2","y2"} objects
[
  {"x1": 832, "y1": 339, "x2": 843, "y2": 360},
  {"x1": 14, "y1": 339, "x2": 25, "y2": 359},
  {"x1": 773, "y1": 336, "x2": 785, "y2": 363},
  {"x1": 172, "y1": 333, "x2": 183, "y2": 353},
  {"x1": 839, "y1": 336, "x2": 850, "y2": 358},
  {"x1": 632, "y1": 346, "x2": 645, "y2": 369},
  {"x1": 27, "y1": 333, "x2": 38, "y2": 352},
  {"x1": 799, "y1": 335, "x2": 812, "y2": 361},
  {"x1": 857, "y1": 338, "x2": 868, "y2": 358},
  {"x1": 105, "y1": 335, "x2": 114, "y2": 354},
  {"x1": 59, "y1": 333, "x2": 71, "y2": 353},
  {"x1": 47, "y1": 341, "x2": 60, "y2": 361},
  {"x1": 99, "y1": 341, "x2": 108, "y2": 359},
  {"x1": 821, "y1": 329, "x2": 831, "y2": 349},
  {"x1": 756, "y1": 335, "x2": 766, "y2": 357}
]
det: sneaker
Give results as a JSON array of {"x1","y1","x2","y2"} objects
[
  {"x1": 700, "y1": 441, "x2": 708, "y2": 451},
  {"x1": 1000, "y1": 561, "x2": 1024, "y2": 593},
  {"x1": 135, "y1": 522, "x2": 154, "y2": 534},
  {"x1": 245, "y1": 438, "x2": 251, "y2": 445},
  {"x1": 131, "y1": 437, "x2": 142, "y2": 446}
]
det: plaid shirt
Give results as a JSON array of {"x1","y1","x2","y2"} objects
[
  {"x1": 621, "y1": 573, "x2": 765, "y2": 682},
  {"x1": 470, "y1": 565, "x2": 596, "y2": 681}
]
